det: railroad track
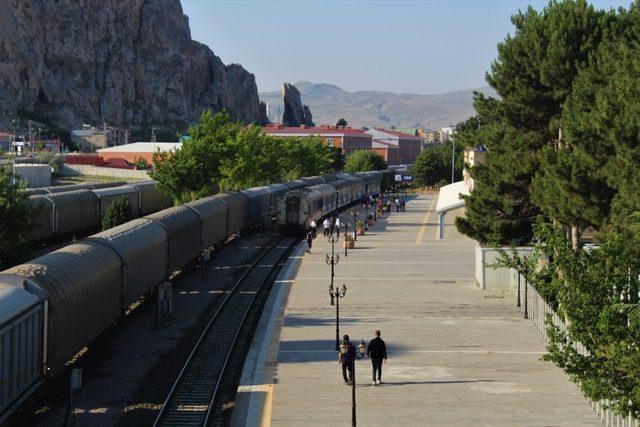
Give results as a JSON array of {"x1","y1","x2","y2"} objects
[{"x1": 153, "y1": 236, "x2": 298, "y2": 427}]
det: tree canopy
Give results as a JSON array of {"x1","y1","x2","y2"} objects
[
  {"x1": 336, "y1": 118, "x2": 348, "y2": 128},
  {"x1": 0, "y1": 167, "x2": 33, "y2": 268},
  {"x1": 412, "y1": 140, "x2": 463, "y2": 187},
  {"x1": 344, "y1": 150, "x2": 387, "y2": 173},
  {"x1": 101, "y1": 197, "x2": 132, "y2": 231},
  {"x1": 151, "y1": 111, "x2": 343, "y2": 203}
]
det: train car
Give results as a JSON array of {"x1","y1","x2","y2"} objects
[
  {"x1": 89, "y1": 181, "x2": 127, "y2": 190},
  {"x1": 46, "y1": 183, "x2": 96, "y2": 194},
  {"x1": 89, "y1": 219, "x2": 168, "y2": 307},
  {"x1": 48, "y1": 190, "x2": 99, "y2": 234},
  {"x1": 363, "y1": 171, "x2": 384, "y2": 195},
  {"x1": 241, "y1": 186, "x2": 271, "y2": 226},
  {"x1": 328, "y1": 179, "x2": 353, "y2": 208},
  {"x1": 312, "y1": 184, "x2": 338, "y2": 217},
  {"x1": 92, "y1": 185, "x2": 139, "y2": 219},
  {"x1": 0, "y1": 282, "x2": 45, "y2": 422},
  {"x1": 27, "y1": 195, "x2": 54, "y2": 241},
  {"x1": 381, "y1": 169, "x2": 396, "y2": 191},
  {"x1": 277, "y1": 187, "x2": 326, "y2": 230},
  {"x1": 23, "y1": 188, "x2": 49, "y2": 196},
  {"x1": 146, "y1": 206, "x2": 201, "y2": 272},
  {"x1": 266, "y1": 183, "x2": 289, "y2": 217},
  {"x1": 185, "y1": 196, "x2": 228, "y2": 250},
  {"x1": 0, "y1": 241, "x2": 122, "y2": 371},
  {"x1": 217, "y1": 192, "x2": 250, "y2": 236},
  {"x1": 131, "y1": 180, "x2": 172, "y2": 215},
  {"x1": 342, "y1": 176, "x2": 367, "y2": 201}
]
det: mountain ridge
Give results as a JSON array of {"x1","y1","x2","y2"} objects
[{"x1": 260, "y1": 81, "x2": 497, "y2": 129}]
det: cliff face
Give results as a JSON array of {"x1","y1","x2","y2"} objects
[
  {"x1": 0, "y1": 0, "x2": 267, "y2": 130},
  {"x1": 281, "y1": 83, "x2": 314, "y2": 127}
]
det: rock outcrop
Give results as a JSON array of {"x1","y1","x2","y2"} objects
[
  {"x1": 281, "y1": 83, "x2": 314, "y2": 127},
  {"x1": 0, "y1": 0, "x2": 268, "y2": 130}
]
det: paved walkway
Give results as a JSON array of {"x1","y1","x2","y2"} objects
[{"x1": 233, "y1": 194, "x2": 601, "y2": 426}]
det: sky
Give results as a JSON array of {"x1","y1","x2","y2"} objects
[{"x1": 181, "y1": 0, "x2": 633, "y2": 95}]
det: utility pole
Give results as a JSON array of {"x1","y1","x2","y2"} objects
[
  {"x1": 28, "y1": 120, "x2": 33, "y2": 152},
  {"x1": 451, "y1": 136, "x2": 455, "y2": 183}
]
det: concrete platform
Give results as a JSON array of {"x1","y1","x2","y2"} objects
[{"x1": 233, "y1": 194, "x2": 601, "y2": 426}]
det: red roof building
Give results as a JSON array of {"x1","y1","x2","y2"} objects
[
  {"x1": 366, "y1": 128, "x2": 424, "y2": 164},
  {"x1": 371, "y1": 140, "x2": 399, "y2": 164},
  {"x1": 263, "y1": 124, "x2": 372, "y2": 154}
]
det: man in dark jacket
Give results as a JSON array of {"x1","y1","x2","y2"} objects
[
  {"x1": 338, "y1": 334, "x2": 356, "y2": 385},
  {"x1": 366, "y1": 330, "x2": 387, "y2": 385}
]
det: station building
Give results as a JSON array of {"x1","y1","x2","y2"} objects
[
  {"x1": 371, "y1": 139, "x2": 400, "y2": 164},
  {"x1": 263, "y1": 124, "x2": 372, "y2": 154}
]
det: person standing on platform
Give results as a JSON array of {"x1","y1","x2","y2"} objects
[
  {"x1": 310, "y1": 219, "x2": 317, "y2": 238},
  {"x1": 323, "y1": 218, "x2": 331, "y2": 236},
  {"x1": 395, "y1": 197, "x2": 400, "y2": 212},
  {"x1": 305, "y1": 232, "x2": 313, "y2": 253},
  {"x1": 334, "y1": 217, "x2": 341, "y2": 235},
  {"x1": 339, "y1": 334, "x2": 356, "y2": 385},
  {"x1": 366, "y1": 330, "x2": 388, "y2": 385}
]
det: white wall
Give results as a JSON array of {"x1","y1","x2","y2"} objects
[
  {"x1": 475, "y1": 242, "x2": 534, "y2": 289},
  {"x1": 62, "y1": 164, "x2": 150, "y2": 179},
  {"x1": 15, "y1": 164, "x2": 51, "y2": 188}
]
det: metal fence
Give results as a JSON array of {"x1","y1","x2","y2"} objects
[{"x1": 523, "y1": 279, "x2": 638, "y2": 427}]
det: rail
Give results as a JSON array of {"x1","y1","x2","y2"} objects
[{"x1": 153, "y1": 236, "x2": 298, "y2": 426}]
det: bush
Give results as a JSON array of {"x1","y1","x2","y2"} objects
[{"x1": 101, "y1": 197, "x2": 132, "y2": 231}]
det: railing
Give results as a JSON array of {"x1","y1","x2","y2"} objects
[{"x1": 523, "y1": 280, "x2": 639, "y2": 427}]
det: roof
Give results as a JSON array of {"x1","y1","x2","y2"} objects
[
  {"x1": 370, "y1": 128, "x2": 424, "y2": 140},
  {"x1": 436, "y1": 181, "x2": 471, "y2": 214},
  {"x1": 372, "y1": 139, "x2": 398, "y2": 148},
  {"x1": 97, "y1": 142, "x2": 182, "y2": 153},
  {"x1": 263, "y1": 125, "x2": 371, "y2": 138}
]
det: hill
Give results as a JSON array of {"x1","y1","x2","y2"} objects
[{"x1": 259, "y1": 81, "x2": 497, "y2": 129}]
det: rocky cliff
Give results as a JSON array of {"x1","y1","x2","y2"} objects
[
  {"x1": 281, "y1": 83, "x2": 314, "y2": 127},
  {"x1": 0, "y1": 0, "x2": 267, "y2": 131}
]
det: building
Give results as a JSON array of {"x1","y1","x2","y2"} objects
[
  {"x1": 440, "y1": 126, "x2": 456, "y2": 142},
  {"x1": 463, "y1": 145, "x2": 487, "y2": 190},
  {"x1": 371, "y1": 140, "x2": 399, "y2": 164},
  {"x1": 97, "y1": 142, "x2": 182, "y2": 164},
  {"x1": 421, "y1": 129, "x2": 441, "y2": 145},
  {"x1": 365, "y1": 128, "x2": 423, "y2": 164},
  {"x1": 263, "y1": 124, "x2": 372, "y2": 154},
  {"x1": 0, "y1": 131, "x2": 12, "y2": 152}
]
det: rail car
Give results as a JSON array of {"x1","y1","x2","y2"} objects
[
  {"x1": 26, "y1": 180, "x2": 172, "y2": 242},
  {"x1": 0, "y1": 170, "x2": 395, "y2": 422}
]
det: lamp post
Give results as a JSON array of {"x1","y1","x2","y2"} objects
[
  {"x1": 339, "y1": 339, "x2": 367, "y2": 427},
  {"x1": 451, "y1": 137, "x2": 456, "y2": 183},
  {"x1": 351, "y1": 210, "x2": 358, "y2": 241},
  {"x1": 326, "y1": 234, "x2": 340, "y2": 306},
  {"x1": 329, "y1": 283, "x2": 347, "y2": 351},
  {"x1": 523, "y1": 264, "x2": 529, "y2": 319},
  {"x1": 343, "y1": 222, "x2": 349, "y2": 257}
]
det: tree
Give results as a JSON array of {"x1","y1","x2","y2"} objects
[
  {"x1": 101, "y1": 197, "x2": 132, "y2": 231},
  {"x1": 134, "y1": 157, "x2": 150, "y2": 170},
  {"x1": 327, "y1": 146, "x2": 345, "y2": 172},
  {"x1": 279, "y1": 137, "x2": 334, "y2": 180},
  {"x1": 0, "y1": 167, "x2": 33, "y2": 267},
  {"x1": 336, "y1": 118, "x2": 348, "y2": 128},
  {"x1": 344, "y1": 150, "x2": 387, "y2": 173},
  {"x1": 455, "y1": 1, "x2": 613, "y2": 244}
]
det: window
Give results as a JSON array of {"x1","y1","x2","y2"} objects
[{"x1": 327, "y1": 138, "x2": 334, "y2": 147}]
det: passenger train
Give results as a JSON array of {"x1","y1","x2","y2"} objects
[{"x1": 0, "y1": 169, "x2": 394, "y2": 422}]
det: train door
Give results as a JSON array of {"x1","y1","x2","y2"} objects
[{"x1": 285, "y1": 197, "x2": 300, "y2": 225}]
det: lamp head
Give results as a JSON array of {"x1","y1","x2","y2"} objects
[
  {"x1": 336, "y1": 254, "x2": 340, "y2": 263},
  {"x1": 329, "y1": 283, "x2": 334, "y2": 294},
  {"x1": 325, "y1": 254, "x2": 330, "y2": 264},
  {"x1": 341, "y1": 284, "x2": 347, "y2": 294}
]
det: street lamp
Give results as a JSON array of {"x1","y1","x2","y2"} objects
[
  {"x1": 329, "y1": 283, "x2": 347, "y2": 351},
  {"x1": 343, "y1": 222, "x2": 349, "y2": 257},
  {"x1": 326, "y1": 234, "x2": 340, "y2": 305},
  {"x1": 350, "y1": 210, "x2": 358, "y2": 241},
  {"x1": 339, "y1": 339, "x2": 367, "y2": 427}
]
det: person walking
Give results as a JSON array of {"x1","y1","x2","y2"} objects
[
  {"x1": 366, "y1": 330, "x2": 387, "y2": 385},
  {"x1": 334, "y1": 217, "x2": 341, "y2": 235},
  {"x1": 305, "y1": 231, "x2": 313, "y2": 253},
  {"x1": 386, "y1": 199, "x2": 391, "y2": 213},
  {"x1": 395, "y1": 197, "x2": 400, "y2": 212},
  {"x1": 310, "y1": 219, "x2": 317, "y2": 238},
  {"x1": 338, "y1": 334, "x2": 356, "y2": 385},
  {"x1": 323, "y1": 218, "x2": 331, "y2": 236}
]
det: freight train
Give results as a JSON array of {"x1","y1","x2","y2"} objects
[
  {"x1": 0, "y1": 169, "x2": 394, "y2": 422},
  {"x1": 25, "y1": 180, "x2": 173, "y2": 242}
]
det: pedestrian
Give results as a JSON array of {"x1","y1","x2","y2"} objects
[
  {"x1": 386, "y1": 200, "x2": 391, "y2": 212},
  {"x1": 310, "y1": 219, "x2": 317, "y2": 238},
  {"x1": 334, "y1": 217, "x2": 341, "y2": 235},
  {"x1": 338, "y1": 334, "x2": 356, "y2": 385},
  {"x1": 330, "y1": 217, "x2": 335, "y2": 236},
  {"x1": 395, "y1": 197, "x2": 400, "y2": 212},
  {"x1": 366, "y1": 330, "x2": 388, "y2": 386},
  {"x1": 400, "y1": 198, "x2": 406, "y2": 212},
  {"x1": 306, "y1": 232, "x2": 313, "y2": 253},
  {"x1": 323, "y1": 218, "x2": 331, "y2": 236}
]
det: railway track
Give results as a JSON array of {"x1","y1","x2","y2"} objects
[{"x1": 153, "y1": 236, "x2": 298, "y2": 427}]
